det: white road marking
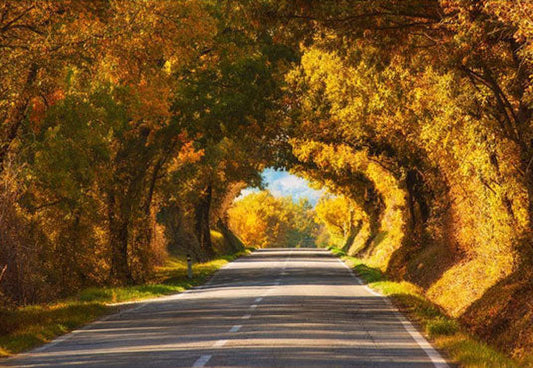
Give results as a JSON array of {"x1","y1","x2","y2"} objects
[
  {"x1": 334, "y1": 253, "x2": 450, "y2": 368},
  {"x1": 229, "y1": 325, "x2": 242, "y2": 332},
  {"x1": 363, "y1": 284, "x2": 382, "y2": 297},
  {"x1": 192, "y1": 354, "x2": 212, "y2": 367},
  {"x1": 212, "y1": 339, "x2": 227, "y2": 347},
  {"x1": 335, "y1": 258, "x2": 362, "y2": 284},
  {"x1": 241, "y1": 314, "x2": 252, "y2": 319},
  {"x1": 254, "y1": 297, "x2": 263, "y2": 303},
  {"x1": 397, "y1": 316, "x2": 449, "y2": 368}
]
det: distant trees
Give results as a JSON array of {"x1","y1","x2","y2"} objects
[
  {"x1": 227, "y1": 189, "x2": 372, "y2": 252},
  {"x1": 228, "y1": 191, "x2": 317, "y2": 248}
]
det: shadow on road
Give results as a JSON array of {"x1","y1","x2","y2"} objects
[{"x1": 3, "y1": 249, "x2": 446, "y2": 368}]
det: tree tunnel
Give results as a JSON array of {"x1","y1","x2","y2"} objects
[{"x1": 0, "y1": 0, "x2": 531, "y2": 361}]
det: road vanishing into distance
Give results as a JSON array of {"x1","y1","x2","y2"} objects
[{"x1": 4, "y1": 249, "x2": 450, "y2": 368}]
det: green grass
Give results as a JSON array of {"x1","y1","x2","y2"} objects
[
  {"x1": 0, "y1": 251, "x2": 247, "y2": 358},
  {"x1": 327, "y1": 246, "x2": 346, "y2": 257},
  {"x1": 332, "y1": 248, "x2": 524, "y2": 368},
  {"x1": 77, "y1": 253, "x2": 245, "y2": 304},
  {"x1": 0, "y1": 303, "x2": 113, "y2": 358}
]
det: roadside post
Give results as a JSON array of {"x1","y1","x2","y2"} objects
[{"x1": 187, "y1": 254, "x2": 193, "y2": 279}]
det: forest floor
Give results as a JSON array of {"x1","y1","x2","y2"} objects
[
  {"x1": 329, "y1": 247, "x2": 528, "y2": 368},
  {"x1": 0, "y1": 251, "x2": 247, "y2": 357}
]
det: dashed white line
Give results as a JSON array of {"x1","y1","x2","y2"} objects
[
  {"x1": 229, "y1": 325, "x2": 242, "y2": 333},
  {"x1": 212, "y1": 339, "x2": 227, "y2": 347},
  {"x1": 192, "y1": 354, "x2": 212, "y2": 367}
]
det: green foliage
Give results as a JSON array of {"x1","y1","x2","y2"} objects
[
  {"x1": 426, "y1": 317, "x2": 460, "y2": 338},
  {"x1": 327, "y1": 246, "x2": 346, "y2": 257}
]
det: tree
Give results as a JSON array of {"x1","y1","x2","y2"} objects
[
  {"x1": 228, "y1": 190, "x2": 318, "y2": 248},
  {"x1": 314, "y1": 195, "x2": 363, "y2": 251},
  {"x1": 168, "y1": 5, "x2": 295, "y2": 259}
]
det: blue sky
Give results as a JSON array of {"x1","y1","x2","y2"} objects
[{"x1": 238, "y1": 168, "x2": 325, "y2": 206}]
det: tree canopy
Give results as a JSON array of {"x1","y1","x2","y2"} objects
[{"x1": 0, "y1": 0, "x2": 532, "y2": 362}]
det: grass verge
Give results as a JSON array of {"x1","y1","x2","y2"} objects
[
  {"x1": 0, "y1": 251, "x2": 247, "y2": 358},
  {"x1": 328, "y1": 247, "x2": 525, "y2": 368}
]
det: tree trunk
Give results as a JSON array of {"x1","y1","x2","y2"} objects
[
  {"x1": 405, "y1": 169, "x2": 430, "y2": 237},
  {"x1": 107, "y1": 190, "x2": 133, "y2": 285},
  {"x1": 194, "y1": 184, "x2": 216, "y2": 262},
  {"x1": 357, "y1": 186, "x2": 383, "y2": 255},
  {"x1": 342, "y1": 217, "x2": 362, "y2": 253},
  {"x1": 216, "y1": 218, "x2": 244, "y2": 253}
]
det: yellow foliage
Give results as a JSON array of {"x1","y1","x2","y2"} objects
[{"x1": 228, "y1": 190, "x2": 317, "y2": 248}]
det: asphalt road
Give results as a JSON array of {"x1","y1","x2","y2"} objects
[{"x1": 3, "y1": 248, "x2": 450, "y2": 368}]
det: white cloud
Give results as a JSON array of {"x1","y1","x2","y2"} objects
[{"x1": 264, "y1": 169, "x2": 324, "y2": 205}]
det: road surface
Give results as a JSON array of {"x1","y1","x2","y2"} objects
[{"x1": 3, "y1": 248, "x2": 449, "y2": 367}]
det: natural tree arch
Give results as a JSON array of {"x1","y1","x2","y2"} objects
[{"x1": 0, "y1": 0, "x2": 532, "y2": 361}]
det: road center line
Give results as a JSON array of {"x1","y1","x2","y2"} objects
[
  {"x1": 229, "y1": 325, "x2": 242, "y2": 332},
  {"x1": 192, "y1": 354, "x2": 212, "y2": 367}
]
